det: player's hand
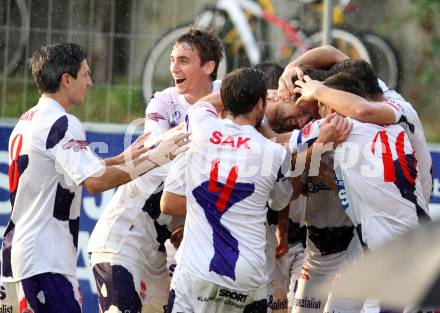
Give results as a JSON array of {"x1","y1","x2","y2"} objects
[
  {"x1": 318, "y1": 113, "x2": 352, "y2": 147},
  {"x1": 278, "y1": 65, "x2": 304, "y2": 101},
  {"x1": 119, "y1": 131, "x2": 151, "y2": 164},
  {"x1": 145, "y1": 123, "x2": 191, "y2": 166},
  {"x1": 294, "y1": 75, "x2": 323, "y2": 104},
  {"x1": 170, "y1": 224, "x2": 184, "y2": 249},
  {"x1": 275, "y1": 228, "x2": 289, "y2": 259}
]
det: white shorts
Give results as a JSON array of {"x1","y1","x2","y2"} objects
[
  {"x1": 168, "y1": 267, "x2": 268, "y2": 313},
  {"x1": 89, "y1": 252, "x2": 170, "y2": 312}
]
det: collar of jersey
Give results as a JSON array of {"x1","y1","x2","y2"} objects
[
  {"x1": 222, "y1": 118, "x2": 257, "y2": 132},
  {"x1": 38, "y1": 97, "x2": 66, "y2": 112}
]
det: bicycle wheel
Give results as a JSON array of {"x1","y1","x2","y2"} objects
[
  {"x1": 142, "y1": 23, "x2": 227, "y2": 103},
  {"x1": 0, "y1": 0, "x2": 30, "y2": 75},
  {"x1": 362, "y1": 33, "x2": 399, "y2": 90},
  {"x1": 307, "y1": 28, "x2": 371, "y2": 63}
]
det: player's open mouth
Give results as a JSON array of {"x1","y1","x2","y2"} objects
[{"x1": 175, "y1": 78, "x2": 186, "y2": 85}]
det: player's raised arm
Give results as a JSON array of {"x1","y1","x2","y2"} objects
[
  {"x1": 278, "y1": 45, "x2": 349, "y2": 100},
  {"x1": 295, "y1": 75, "x2": 397, "y2": 124}
]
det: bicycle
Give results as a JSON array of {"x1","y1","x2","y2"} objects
[
  {"x1": 0, "y1": 0, "x2": 30, "y2": 76},
  {"x1": 142, "y1": 0, "x2": 372, "y2": 102},
  {"x1": 309, "y1": 0, "x2": 400, "y2": 90}
]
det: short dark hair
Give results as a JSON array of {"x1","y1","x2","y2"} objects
[
  {"x1": 254, "y1": 61, "x2": 283, "y2": 89},
  {"x1": 174, "y1": 26, "x2": 224, "y2": 80},
  {"x1": 323, "y1": 72, "x2": 367, "y2": 98},
  {"x1": 220, "y1": 68, "x2": 267, "y2": 117},
  {"x1": 329, "y1": 59, "x2": 383, "y2": 97},
  {"x1": 300, "y1": 65, "x2": 331, "y2": 81},
  {"x1": 31, "y1": 42, "x2": 86, "y2": 94}
]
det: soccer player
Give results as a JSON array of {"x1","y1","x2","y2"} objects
[
  {"x1": 2, "y1": 42, "x2": 189, "y2": 313},
  {"x1": 293, "y1": 72, "x2": 428, "y2": 312},
  {"x1": 87, "y1": 27, "x2": 223, "y2": 313},
  {"x1": 261, "y1": 64, "x2": 361, "y2": 313},
  {"x1": 162, "y1": 67, "x2": 292, "y2": 312},
  {"x1": 162, "y1": 67, "x2": 352, "y2": 313},
  {"x1": 279, "y1": 47, "x2": 431, "y2": 313}
]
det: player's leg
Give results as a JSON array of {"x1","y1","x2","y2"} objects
[
  {"x1": 290, "y1": 261, "x2": 330, "y2": 313},
  {"x1": 286, "y1": 242, "x2": 306, "y2": 313},
  {"x1": 19, "y1": 273, "x2": 81, "y2": 313}
]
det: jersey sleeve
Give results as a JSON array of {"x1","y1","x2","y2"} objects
[
  {"x1": 268, "y1": 148, "x2": 293, "y2": 211},
  {"x1": 382, "y1": 99, "x2": 403, "y2": 124},
  {"x1": 288, "y1": 119, "x2": 321, "y2": 153},
  {"x1": 45, "y1": 115, "x2": 104, "y2": 186},
  {"x1": 163, "y1": 152, "x2": 187, "y2": 196},
  {"x1": 145, "y1": 93, "x2": 171, "y2": 138}
]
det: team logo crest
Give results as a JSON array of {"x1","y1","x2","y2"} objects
[
  {"x1": 147, "y1": 112, "x2": 166, "y2": 122},
  {"x1": 62, "y1": 139, "x2": 88, "y2": 152}
]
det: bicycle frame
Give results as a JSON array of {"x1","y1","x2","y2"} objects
[{"x1": 200, "y1": 0, "x2": 307, "y2": 65}]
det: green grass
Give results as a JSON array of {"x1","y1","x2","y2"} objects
[{"x1": 0, "y1": 78, "x2": 146, "y2": 124}]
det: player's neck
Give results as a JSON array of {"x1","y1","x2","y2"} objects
[
  {"x1": 225, "y1": 113, "x2": 256, "y2": 128},
  {"x1": 41, "y1": 92, "x2": 72, "y2": 112},
  {"x1": 184, "y1": 80, "x2": 213, "y2": 104}
]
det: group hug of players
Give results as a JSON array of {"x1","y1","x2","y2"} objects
[{"x1": 2, "y1": 25, "x2": 432, "y2": 313}]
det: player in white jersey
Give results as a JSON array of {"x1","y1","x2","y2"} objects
[
  {"x1": 1, "y1": 43, "x2": 189, "y2": 313},
  {"x1": 160, "y1": 68, "x2": 294, "y2": 313},
  {"x1": 279, "y1": 49, "x2": 431, "y2": 312},
  {"x1": 88, "y1": 27, "x2": 223, "y2": 313},
  {"x1": 292, "y1": 73, "x2": 428, "y2": 312},
  {"x1": 162, "y1": 68, "x2": 352, "y2": 313}
]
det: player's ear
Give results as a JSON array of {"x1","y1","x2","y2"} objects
[
  {"x1": 203, "y1": 60, "x2": 215, "y2": 76},
  {"x1": 256, "y1": 98, "x2": 265, "y2": 112},
  {"x1": 60, "y1": 73, "x2": 72, "y2": 89}
]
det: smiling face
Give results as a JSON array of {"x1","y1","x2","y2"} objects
[
  {"x1": 170, "y1": 42, "x2": 213, "y2": 100},
  {"x1": 272, "y1": 99, "x2": 319, "y2": 131}
]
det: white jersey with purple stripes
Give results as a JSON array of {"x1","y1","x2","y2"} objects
[
  {"x1": 177, "y1": 102, "x2": 293, "y2": 291},
  {"x1": 379, "y1": 80, "x2": 432, "y2": 203},
  {"x1": 3, "y1": 97, "x2": 104, "y2": 282},
  {"x1": 289, "y1": 119, "x2": 427, "y2": 249}
]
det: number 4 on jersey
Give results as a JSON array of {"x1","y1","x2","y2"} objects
[{"x1": 192, "y1": 160, "x2": 255, "y2": 280}]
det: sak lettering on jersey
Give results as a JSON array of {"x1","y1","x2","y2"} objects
[{"x1": 209, "y1": 131, "x2": 251, "y2": 149}]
